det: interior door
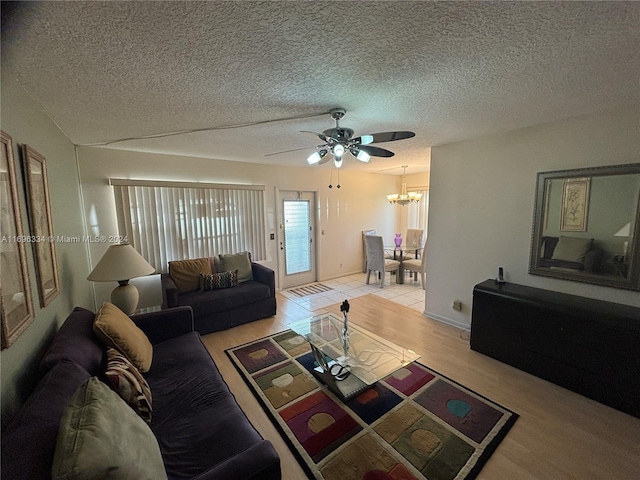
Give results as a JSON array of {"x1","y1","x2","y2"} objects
[{"x1": 278, "y1": 191, "x2": 317, "y2": 289}]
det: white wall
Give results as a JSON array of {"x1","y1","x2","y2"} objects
[
  {"x1": 76, "y1": 146, "x2": 405, "y2": 307},
  {"x1": 1, "y1": 73, "x2": 94, "y2": 424},
  {"x1": 426, "y1": 106, "x2": 640, "y2": 328}
]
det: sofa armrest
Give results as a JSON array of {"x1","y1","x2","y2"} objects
[
  {"x1": 131, "y1": 306, "x2": 194, "y2": 344},
  {"x1": 251, "y1": 263, "x2": 275, "y2": 297},
  {"x1": 161, "y1": 273, "x2": 179, "y2": 308},
  {"x1": 584, "y1": 247, "x2": 602, "y2": 273},
  {"x1": 192, "y1": 440, "x2": 281, "y2": 480}
]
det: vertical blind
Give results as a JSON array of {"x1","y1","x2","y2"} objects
[{"x1": 112, "y1": 180, "x2": 266, "y2": 272}]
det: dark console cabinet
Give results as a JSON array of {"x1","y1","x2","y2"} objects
[{"x1": 470, "y1": 279, "x2": 640, "y2": 418}]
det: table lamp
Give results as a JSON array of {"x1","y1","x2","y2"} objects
[
  {"x1": 614, "y1": 222, "x2": 631, "y2": 259},
  {"x1": 87, "y1": 243, "x2": 156, "y2": 314}
]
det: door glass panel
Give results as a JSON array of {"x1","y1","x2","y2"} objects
[{"x1": 284, "y1": 200, "x2": 311, "y2": 275}]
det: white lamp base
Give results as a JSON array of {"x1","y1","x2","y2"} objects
[{"x1": 110, "y1": 281, "x2": 139, "y2": 315}]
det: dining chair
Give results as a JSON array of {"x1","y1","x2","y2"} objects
[
  {"x1": 403, "y1": 242, "x2": 427, "y2": 289},
  {"x1": 362, "y1": 229, "x2": 377, "y2": 273},
  {"x1": 364, "y1": 235, "x2": 400, "y2": 288},
  {"x1": 403, "y1": 229, "x2": 424, "y2": 260}
]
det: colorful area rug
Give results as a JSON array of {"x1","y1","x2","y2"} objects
[
  {"x1": 287, "y1": 283, "x2": 334, "y2": 297},
  {"x1": 226, "y1": 330, "x2": 518, "y2": 480}
]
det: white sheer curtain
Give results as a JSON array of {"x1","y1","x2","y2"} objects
[
  {"x1": 112, "y1": 180, "x2": 266, "y2": 272},
  {"x1": 408, "y1": 189, "x2": 429, "y2": 238}
]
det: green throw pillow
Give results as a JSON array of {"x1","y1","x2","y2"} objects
[
  {"x1": 52, "y1": 377, "x2": 167, "y2": 480},
  {"x1": 219, "y1": 251, "x2": 253, "y2": 283},
  {"x1": 551, "y1": 236, "x2": 592, "y2": 263}
]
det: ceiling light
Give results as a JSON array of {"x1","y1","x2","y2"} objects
[
  {"x1": 307, "y1": 149, "x2": 327, "y2": 165},
  {"x1": 360, "y1": 135, "x2": 374, "y2": 145},
  {"x1": 356, "y1": 149, "x2": 370, "y2": 162},
  {"x1": 387, "y1": 165, "x2": 423, "y2": 206},
  {"x1": 334, "y1": 157, "x2": 343, "y2": 169},
  {"x1": 333, "y1": 143, "x2": 345, "y2": 159}
]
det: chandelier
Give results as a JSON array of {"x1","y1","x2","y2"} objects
[{"x1": 387, "y1": 165, "x2": 422, "y2": 206}]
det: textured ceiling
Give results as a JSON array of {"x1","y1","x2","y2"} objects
[{"x1": 2, "y1": 1, "x2": 639, "y2": 175}]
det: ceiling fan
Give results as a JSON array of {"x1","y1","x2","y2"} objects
[{"x1": 267, "y1": 108, "x2": 415, "y2": 168}]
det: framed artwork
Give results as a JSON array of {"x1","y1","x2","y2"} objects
[
  {"x1": 560, "y1": 177, "x2": 590, "y2": 232},
  {"x1": 21, "y1": 144, "x2": 60, "y2": 307},
  {"x1": 1, "y1": 131, "x2": 35, "y2": 349}
]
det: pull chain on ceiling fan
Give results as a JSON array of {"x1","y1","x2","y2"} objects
[{"x1": 270, "y1": 108, "x2": 415, "y2": 168}]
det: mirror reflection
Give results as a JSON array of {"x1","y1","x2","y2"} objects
[{"x1": 530, "y1": 164, "x2": 640, "y2": 290}]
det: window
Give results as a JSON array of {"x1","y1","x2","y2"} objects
[
  {"x1": 408, "y1": 189, "x2": 429, "y2": 236},
  {"x1": 112, "y1": 180, "x2": 266, "y2": 272},
  {"x1": 283, "y1": 200, "x2": 311, "y2": 275}
]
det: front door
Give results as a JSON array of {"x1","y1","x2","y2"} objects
[{"x1": 278, "y1": 191, "x2": 317, "y2": 289}]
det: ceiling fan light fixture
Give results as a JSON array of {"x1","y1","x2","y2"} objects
[
  {"x1": 301, "y1": 109, "x2": 415, "y2": 170},
  {"x1": 307, "y1": 149, "x2": 327, "y2": 165},
  {"x1": 360, "y1": 135, "x2": 374, "y2": 145},
  {"x1": 333, "y1": 143, "x2": 345, "y2": 158},
  {"x1": 354, "y1": 148, "x2": 371, "y2": 163}
]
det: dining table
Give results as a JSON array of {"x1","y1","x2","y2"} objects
[{"x1": 384, "y1": 243, "x2": 422, "y2": 284}]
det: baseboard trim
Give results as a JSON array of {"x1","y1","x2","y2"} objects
[{"x1": 423, "y1": 311, "x2": 470, "y2": 330}]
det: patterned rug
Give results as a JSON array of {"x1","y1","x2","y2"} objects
[
  {"x1": 287, "y1": 283, "x2": 334, "y2": 297},
  {"x1": 226, "y1": 330, "x2": 518, "y2": 480}
]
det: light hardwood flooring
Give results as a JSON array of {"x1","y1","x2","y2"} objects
[{"x1": 200, "y1": 286, "x2": 640, "y2": 480}]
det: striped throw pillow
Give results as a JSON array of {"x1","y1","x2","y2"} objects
[
  {"x1": 104, "y1": 347, "x2": 152, "y2": 423},
  {"x1": 199, "y1": 270, "x2": 239, "y2": 291}
]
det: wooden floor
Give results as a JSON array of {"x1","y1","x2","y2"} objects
[{"x1": 200, "y1": 292, "x2": 640, "y2": 480}]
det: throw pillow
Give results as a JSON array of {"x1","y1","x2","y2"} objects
[
  {"x1": 551, "y1": 236, "x2": 593, "y2": 263},
  {"x1": 219, "y1": 251, "x2": 253, "y2": 283},
  {"x1": 200, "y1": 270, "x2": 239, "y2": 291},
  {"x1": 93, "y1": 302, "x2": 153, "y2": 372},
  {"x1": 51, "y1": 377, "x2": 167, "y2": 480},
  {"x1": 168, "y1": 257, "x2": 212, "y2": 293},
  {"x1": 105, "y1": 347, "x2": 152, "y2": 423}
]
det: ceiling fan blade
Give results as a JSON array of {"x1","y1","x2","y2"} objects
[
  {"x1": 358, "y1": 145, "x2": 395, "y2": 158},
  {"x1": 301, "y1": 130, "x2": 330, "y2": 143},
  {"x1": 353, "y1": 131, "x2": 415, "y2": 145},
  {"x1": 265, "y1": 146, "x2": 316, "y2": 157}
]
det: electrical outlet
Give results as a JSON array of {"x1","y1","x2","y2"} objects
[{"x1": 452, "y1": 300, "x2": 462, "y2": 311}]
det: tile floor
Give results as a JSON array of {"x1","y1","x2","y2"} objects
[{"x1": 280, "y1": 272, "x2": 425, "y2": 313}]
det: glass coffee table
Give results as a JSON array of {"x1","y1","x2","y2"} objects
[{"x1": 288, "y1": 313, "x2": 419, "y2": 401}]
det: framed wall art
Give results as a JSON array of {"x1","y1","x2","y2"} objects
[
  {"x1": 21, "y1": 144, "x2": 60, "y2": 307},
  {"x1": 1, "y1": 131, "x2": 35, "y2": 349},
  {"x1": 560, "y1": 177, "x2": 590, "y2": 232}
]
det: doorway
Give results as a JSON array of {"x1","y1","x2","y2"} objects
[{"x1": 278, "y1": 191, "x2": 317, "y2": 289}]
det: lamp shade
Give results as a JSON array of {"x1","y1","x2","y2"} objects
[{"x1": 87, "y1": 244, "x2": 155, "y2": 282}]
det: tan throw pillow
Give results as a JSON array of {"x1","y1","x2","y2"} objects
[
  {"x1": 93, "y1": 302, "x2": 153, "y2": 372},
  {"x1": 168, "y1": 258, "x2": 212, "y2": 293},
  {"x1": 219, "y1": 251, "x2": 253, "y2": 283},
  {"x1": 551, "y1": 236, "x2": 592, "y2": 263}
]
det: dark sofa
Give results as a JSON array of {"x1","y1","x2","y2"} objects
[
  {"x1": 539, "y1": 235, "x2": 602, "y2": 273},
  {"x1": 1, "y1": 306, "x2": 281, "y2": 480},
  {"x1": 162, "y1": 261, "x2": 277, "y2": 335}
]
